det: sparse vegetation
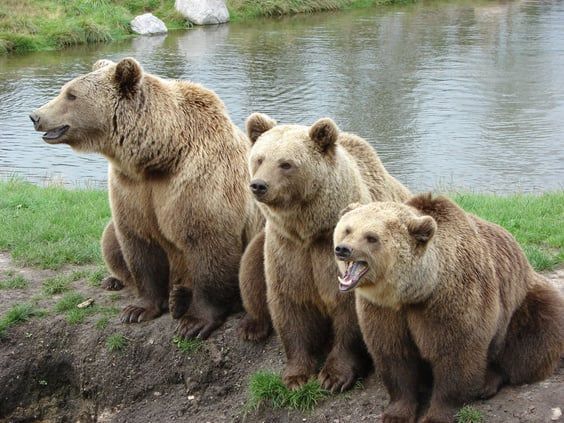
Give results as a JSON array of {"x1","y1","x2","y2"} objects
[
  {"x1": 0, "y1": 303, "x2": 36, "y2": 338},
  {"x1": 106, "y1": 333, "x2": 127, "y2": 352},
  {"x1": 172, "y1": 335, "x2": 202, "y2": 354},
  {"x1": 456, "y1": 404, "x2": 484, "y2": 423},
  {"x1": 0, "y1": 271, "x2": 28, "y2": 289}
]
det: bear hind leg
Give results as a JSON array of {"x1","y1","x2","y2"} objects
[
  {"x1": 497, "y1": 281, "x2": 564, "y2": 385},
  {"x1": 106, "y1": 224, "x2": 170, "y2": 323}
]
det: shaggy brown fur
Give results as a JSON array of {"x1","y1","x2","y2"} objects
[
  {"x1": 30, "y1": 57, "x2": 264, "y2": 340},
  {"x1": 239, "y1": 112, "x2": 410, "y2": 392},
  {"x1": 333, "y1": 194, "x2": 564, "y2": 423}
]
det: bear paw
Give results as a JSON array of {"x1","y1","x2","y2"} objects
[
  {"x1": 175, "y1": 314, "x2": 223, "y2": 340},
  {"x1": 169, "y1": 285, "x2": 193, "y2": 319},
  {"x1": 101, "y1": 276, "x2": 125, "y2": 291},
  {"x1": 281, "y1": 366, "x2": 315, "y2": 391},
  {"x1": 382, "y1": 399, "x2": 417, "y2": 423},
  {"x1": 236, "y1": 313, "x2": 272, "y2": 342},
  {"x1": 318, "y1": 362, "x2": 356, "y2": 393},
  {"x1": 120, "y1": 304, "x2": 163, "y2": 323}
]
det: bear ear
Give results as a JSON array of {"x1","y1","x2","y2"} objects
[
  {"x1": 309, "y1": 118, "x2": 339, "y2": 153},
  {"x1": 246, "y1": 113, "x2": 277, "y2": 144},
  {"x1": 92, "y1": 59, "x2": 115, "y2": 72},
  {"x1": 340, "y1": 202, "x2": 363, "y2": 217},
  {"x1": 114, "y1": 57, "x2": 143, "y2": 98},
  {"x1": 408, "y1": 215, "x2": 436, "y2": 247}
]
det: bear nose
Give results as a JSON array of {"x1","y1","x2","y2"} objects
[
  {"x1": 335, "y1": 244, "x2": 353, "y2": 260},
  {"x1": 29, "y1": 113, "x2": 40, "y2": 129},
  {"x1": 250, "y1": 179, "x2": 268, "y2": 197}
]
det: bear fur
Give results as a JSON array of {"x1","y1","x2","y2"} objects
[
  {"x1": 240, "y1": 112, "x2": 410, "y2": 391},
  {"x1": 333, "y1": 195, "x2": 564, "y2": 423},
  {"x1": 30, "y1": 57, "x2": 264, "y2": 339}
]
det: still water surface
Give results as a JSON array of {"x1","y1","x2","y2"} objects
[{"x1": 1, "y1": 0, "x2": 563, "y2": 193}]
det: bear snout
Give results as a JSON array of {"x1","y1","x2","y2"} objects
[
  {"x1": 250, "y1": 179, "x2": 268, "y2": 198},
  {"x1": 335, "y1": 244, "x2": 353, "y2": 260},
  {"x1": 29, "y1": 112, "x2": 41, "y2": 130}
]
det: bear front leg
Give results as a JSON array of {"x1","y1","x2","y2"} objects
[
  {"x1": 107, "y1": 224, "x2": 170, "y2": 323},
  {"x1": 318, "y1": 297, "x2": 372, "y2": 393},
  {"x1": 237, "y1": 231, "x2": 272, "y2": 341},
  {"x1": 420, "y1": 345, "x2": 489, "y2": 423},
  {"x1": 357, "y1": 299, "x2": 419, "y2": 423},
  {"x1": 271, "y1": 296, "x2": 329, "y2": 390}
]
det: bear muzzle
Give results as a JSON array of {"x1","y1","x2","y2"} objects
[
  {"x1": 250, "y1": 179, "x2": 268, "y2": 198},
  {"x1": 29, "y1": 113, "x2": 70, "y2": 142}
]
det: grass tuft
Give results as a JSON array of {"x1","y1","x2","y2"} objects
[
  {"x1": 172, "y1": 335, "x2": 202, "y2": 354},
  {"x1": 456, "y1": 404, "x2": 484, "y2": 423},
  {"x1": 0, "y1": 303, "x2": 36, "y2": 338},
  {"x1": 106, "y1": 333, "x2": 127, "y2": 352},
  {"x1": 246, "y1": 371, "x2": 330, "y2": 413}
]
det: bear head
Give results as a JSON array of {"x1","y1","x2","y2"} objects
[
  {"x1": 30, "y1": 57, "x2": 144, "y2": 153},
  {"x1": 333, "y1": 201, "x2": 437, "y2": 308},
  {"x1": 246, "y1": 112, "x2": 342, "y2": 209}
]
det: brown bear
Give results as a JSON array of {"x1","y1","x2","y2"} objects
[
  {"x1": 240, "y1": 112, "x2": 410, "y2": 392},
  {"x1": 333, "y1": 195, "x2": 564, "y2": 423},
  {"x1": 30, "y1": 57, "x2": 264, "y2": 340}
]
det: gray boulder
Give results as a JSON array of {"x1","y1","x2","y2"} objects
[
  {"x1": 175, "y1": 0, "x2": 229, "y2": 25},
  {"x1": 130, "y1": 13, "x2": 168, "y2": 35}
]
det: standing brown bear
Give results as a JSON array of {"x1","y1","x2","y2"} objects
[
  {"x1": 30, "y1": 57, "x2": 264, "y2": 339},
  {"x1": 333, "y1": 195, "x2": 564, "y2": 423},
  {"x1": 241, "y1": 112, "x2": 410, "y2": 391}
]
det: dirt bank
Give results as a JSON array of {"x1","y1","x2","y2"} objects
[{"x1": 0, "y1": 252, "x2": 562, "y2": 422}]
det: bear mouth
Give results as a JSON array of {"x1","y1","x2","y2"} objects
[
  {"x1": 42, "y1": 125, "x2": 70, "y2": 142},
  {"x1": 338, "y1": 261, "x2": 368, "y2": 292}
]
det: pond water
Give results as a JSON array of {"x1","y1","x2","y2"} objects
[{"x1": 1, "y1": 0, "x2": 563, "y2": 193}]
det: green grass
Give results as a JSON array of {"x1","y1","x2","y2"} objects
[
  {"x1": 246, "y1": 371, "x2": 330, "y2": 413},
  {"x1": 456, "y1": 404, "x2": 484, "y2": 423},
  {"x1": 451, "y1": 192, "x2": 564, "y2": 270},
  {"x1": 1, "y1": 179, "x2": 561, "y2": 273},
  {"x1": 106, "y1": 333, "x2": 127, "y2": 352},
  {"x1": 0, "y1": 178, "x2": 110, "y2": 270},
  {"x1": 172, "y1": 335, "x2": 202, "y2": 354},
  {"x1": 0, "y1": 270, "x2": 28, "y2": 289},
  {"x1": 0, "y1": 0, "x2": 189, "y2": 55},
  {"x1": 0, "y1": 303, "x2": 37, "y2": 338},
  {"x1": 1, "y1": 0, "x2": 404, "y2": 55}
]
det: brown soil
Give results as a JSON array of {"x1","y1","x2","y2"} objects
[{"x1": 0, "y1": 252, "x2": 562, "y2": 423}]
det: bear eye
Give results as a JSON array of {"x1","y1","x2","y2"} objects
[
  {"x1": 344, "y1": 228, "x2": 351, "y2": 236},
  {"x1": 66, "y1": 92, "x2": 77, "y2": 101},
  {"x1": 366, "y1": 235, "x2": 379, "y2": 244},
  {"x1": 280, "y1": 162, "x2": 291, "y2": 170},
  {"x1": 256, "y1": 158, "x2": 263, "y2": 166}
]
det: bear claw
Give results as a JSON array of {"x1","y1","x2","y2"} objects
[{"x1": 101, "y1": 276, "x2": 125, "y2": 291}]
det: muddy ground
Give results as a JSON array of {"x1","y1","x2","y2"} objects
[{"x1": 0, "y1": 252, "x2": 562, "y2": 423}]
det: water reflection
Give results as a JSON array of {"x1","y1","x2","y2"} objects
[{"x1": 0, "y1": 0, "x2": 562, "y2": 192}]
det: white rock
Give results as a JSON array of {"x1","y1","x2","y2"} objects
[
  {"x1": 130, "y1": 13, "x2": 168, "y2": 35},
  {"x1": 175, "y1": 0, "x2": 229, "y2": 25}
]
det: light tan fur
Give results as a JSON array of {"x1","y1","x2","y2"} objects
[
  {"x1": 238, "y1": 112, "x2": 410, "y2": 392},
  {"x1": 333, "y1": 195, "x2": 564, "y2": 423},
  {"x1": 30, "y1": 57, "x2": 264, "y2": 340}
]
